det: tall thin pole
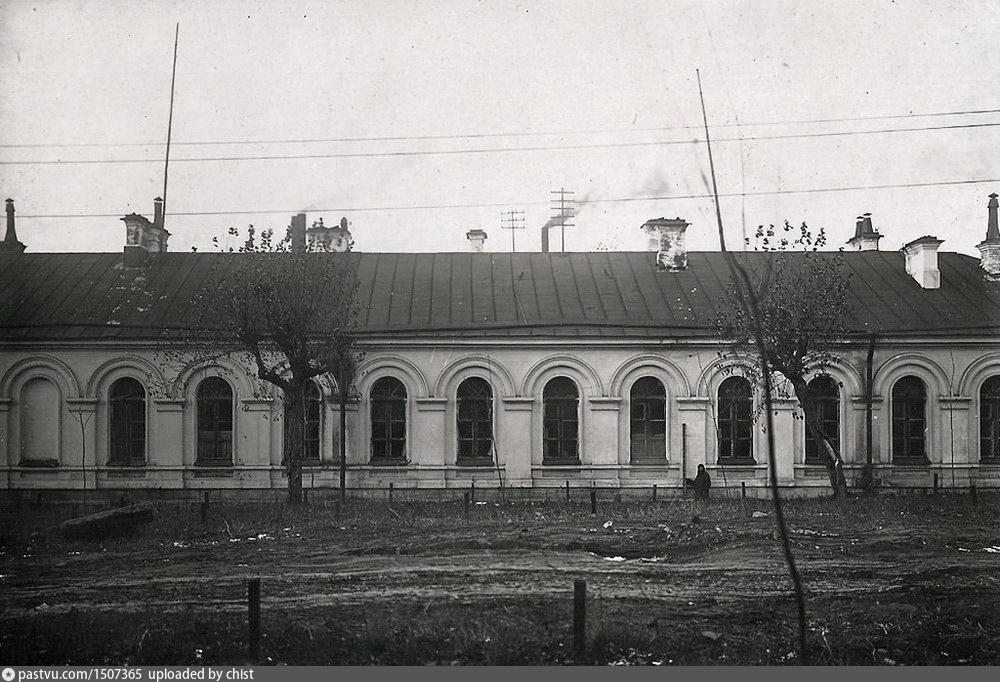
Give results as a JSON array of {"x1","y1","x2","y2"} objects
[
  {"x1": 696, "y1": 68, "x2": 808, "y2": 664},
  {"x1": 162, "y1": 23, "x2": 180, "y2": 228}
]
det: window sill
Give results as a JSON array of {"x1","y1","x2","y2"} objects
[
  {"x1": 542, "y1": 458, "x2": 582, "y2": 466},
  {"x1": 195, "y1": 461, "x2": 235, "y2": 468},
  {"x1": 107, "y1": 463, "x2": 146, "y2": 469},
  {"x1": 19, "y1": 459, "x2": 59, "y2": 468},
  {"x1": 718, "y1": 458, "x2": 758, "y2": 466},
  {"x1": 455, "y1": 457, "x2": 495, "y2": 467},
  {"x1": 369, "y1": 458, "x2": 408, "y2": 467},
  {"x1": 629, "y1": 458, "x2": 669, "y2": 466},
  {"x1": 891, "y1": 458, "x2": 931, "y2": 466},
  {"x1": 979, "y1": 458, "x2": 1000, "y2": 466}
]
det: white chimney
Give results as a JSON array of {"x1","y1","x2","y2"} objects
[
  {"x1": 466, "y1": 228, "x2": 487, "y2": 253},
  {"x1": 641, "y1": 217, "x2": 689, "y2": 271},
  {"x1": 901, "y1": 236, "x2": 944, "y2": 289}
]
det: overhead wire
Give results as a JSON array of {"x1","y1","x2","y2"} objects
[
  {"x1": 16, "y1": 177, "x2": 1000, "y2": 219},
  {"x1": 2, "y1": 121, "x2": 1000, "y2": 166},
  {"x1": 2, "y1": 106, "x2": 999, "y2": 149}
]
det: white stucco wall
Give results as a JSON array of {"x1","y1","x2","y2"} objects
[{"x1": 2, "y1": 337, "x2": 999, "y2": 490}]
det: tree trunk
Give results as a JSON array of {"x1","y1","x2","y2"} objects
[
  {"x1": 284, "y1": 383, "x2": 305, "y2": 507},
  {"x1": 791, "y1": 379, "x2": 848, "y2": 499}
]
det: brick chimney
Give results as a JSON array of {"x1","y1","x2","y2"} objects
[
  {"x1": 0, "y1": 199, "x2": 26, "y2": 254},
  {"x1": 641, "y1": 217, "x2": 689, "y2": 271},
  {"x1": 901, "y1": 235, "x2": 944, "y2": 289},
  {"x1": 466, "y1": 228, "x2": 487, "y2": 253},
  {"x1": 977, "y1": 193, "x2": 1000, "y2": 279},
  {"x1": 846, "y1": 212, "x2": 883, "y2": 251},
  {"x1": 121, "y1": 198, "x2": 170, "y2": 266},
  {"x1": 289, "y1": 213, "x2": 307, "y2": 253}
]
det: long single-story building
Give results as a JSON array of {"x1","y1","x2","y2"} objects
[{"x1": 2, "y1": 195, "x2": 999, "y2": 493}]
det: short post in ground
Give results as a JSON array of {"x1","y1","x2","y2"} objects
[
  {"x1": 590, "y1": 489, "x2": 597, "y2": 515},
  {"x1": 463, "y1": 491, "x2": 470, "y2": 519},
  {"x1": 248, "y1": 577, "x2": 261, "y2": 662},
  {"x1": 652, "y1": 484, "x2": 657, "y2": 502},
  {"x1": 388, "y1": 481, "x2": 393, "y2": 503},
  {"x1": 566, "y1": 480, "x2": 570, "y2": 502},
  {"x1": 933, "y1": 473, "x2": 938, "y2": 494},
  {"x1": 573, "y1": 579, "x2": 587, "y2": 661},
  {"x1": 200, "y1": 491, "x2": 209, "y2": 525},
  {"x1": 741, "y1": 481, "x2": 746, "y2": 500}
]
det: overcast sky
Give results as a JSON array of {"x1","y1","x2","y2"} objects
[{"x1": 1, "y1": 0, "x2": 998, "y2": 256}]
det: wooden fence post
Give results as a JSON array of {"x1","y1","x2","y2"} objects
[
  {"x1": 566, "y1": 480, "x2": 570, "y2": 503},
  {"x1": 590, "y1": 489, "x2": 597, "y2": 515},
  {"x1": 741, "y1": 481, "x2": 746, "y2": 500},
  {"x1": 652, "y1": 484, "x2": 657, "y2": 503}
]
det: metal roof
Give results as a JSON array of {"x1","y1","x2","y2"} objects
[{"x1": 1, "y1": 250, "x2": 998, "y2": 341}]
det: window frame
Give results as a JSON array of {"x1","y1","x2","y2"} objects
[
  {"x1": 804, "y1": 375, "x2": 840, "y2": 465},
  {"x1": 542, "y1": 376, "x2": 580, "y2": 465},
  {"x1": 979, "y1": 376, "x2": 1000, "y2": 463},
  {"x1": 456, "y1": 377, "x2": 494, "y2": 466},
  {"x1": 195, "y1": 377, "x2": 234, "y2": 467},
  {"x1": 629, "y1": 376, "x2": 667, "y2": 463},
  {"x1": 370, "y1": 376, "x2": 408, "y2": 463},
  {"x1": 891, "y1": 375, "x2": 929, "y2": 464},
  {"x1": 108, "y1": 377, "x2": 147, "y2": 467},
  {"x1": 717, "y1": 376, "x2": 755, "y2": 465}
]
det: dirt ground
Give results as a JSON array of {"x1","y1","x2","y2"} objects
[{"x1": 1, "y1": 492, "x2": 998, "y2": 665}]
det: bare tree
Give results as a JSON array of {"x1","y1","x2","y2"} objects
[
  {"x1": 717, "y1": 221, "x2": 852, "y2": 498},
  {"x1": 165, "y1": 225, "x2": 360, "y2": 506}
]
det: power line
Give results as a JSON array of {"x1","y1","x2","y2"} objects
[
  {"x1": 2, "y1": 120, "x2": 999, "y2": 166},
  {"x1": 3, "y1": 106, "x2": 999, "y2": 149},
  {"x1": 17, "y1": 177, "x2": 1000, "y2": 219}
]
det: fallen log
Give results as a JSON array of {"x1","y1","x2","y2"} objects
[{"x1": 59, "y1": 502, "x2": 156, "y2": 540}]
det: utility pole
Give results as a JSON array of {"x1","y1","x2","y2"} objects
[
  {"x1": 162, "y1": 23, "x2": 179, "y2": 229},
  {"x1": 501, "y1": 209, "x2": 525, "y2": 252},
  {"x1": 550, "y1": 188, "x2": 575, "y2": 252}
]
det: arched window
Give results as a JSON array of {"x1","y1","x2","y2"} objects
[
  {"x1": 543, "y1": 376, "x2": 579, "y2": 463},
  {"x1": 804, "y1": 376, "x2": 840, "y2": 464},
  {"x1": 718, "y1": 376, "x2": 753, "y2": 463},
  {"x1": 457, "y1": 377, "x2": 493, "y2": 462},
  {"x1": 282, "y1": 382, "x2": 323, "y2": 464},
  {"x1": 109, "y1": 378, "x2": 146, "y2": 466},
  {"x1": 630, "y1": 377, "x2": 666, "y2": 462},
  {"x1": 892, "y1": 376, "x2": 927, "y2": 462},
  {"x1": 371, "y1": 377, "x2": 407, "y2": 461},
  {"x1": 20, "y1": 377, "x2": 60, "y2": 465},
  {"x1": 980, "y1": 376, "x2": 1000, "y2": 462},
  {"x1": 196, "y1": 377, "x2": 233, "y2": 466}
]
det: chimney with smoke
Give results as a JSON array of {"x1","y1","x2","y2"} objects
[
  {"x1": 977, "y1": 193, "x2": 1000, "y2": 279},
  {"x1": 0, "y1": 199, "x2": 26, "y2": 254},
  {"x1": 641, "y1": 217, "x2": 689, "y2": 271}
]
